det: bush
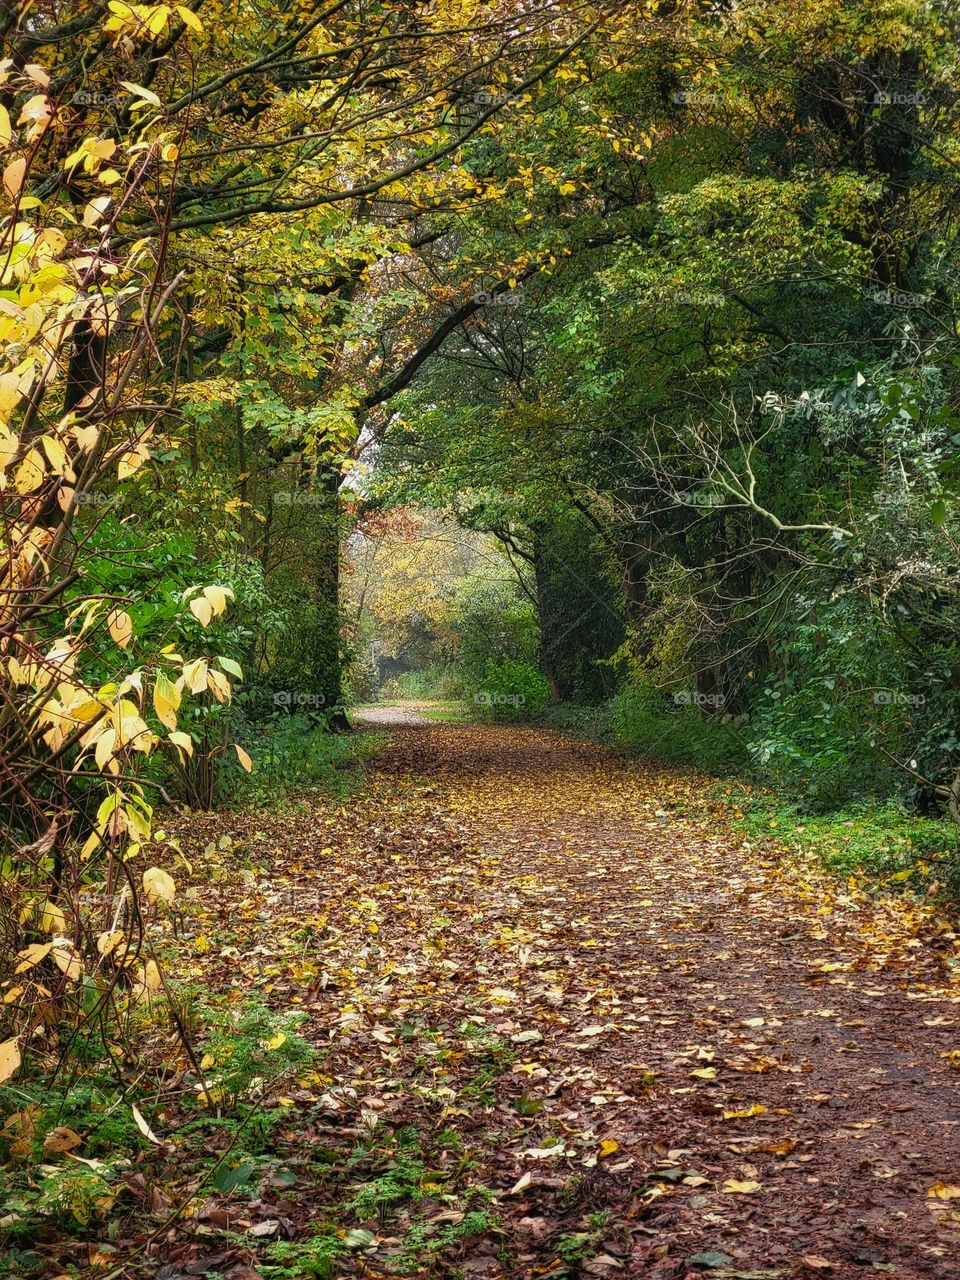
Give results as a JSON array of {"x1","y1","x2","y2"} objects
[
  {"x1": 453, "y1": 578, "x2": 540, "y2": 688},
  {"x1": 608, "y1": 684, "x2": 747, "y2": 774},
  {"x1": 540, "y1": 702, "x2": 614, "y2": 739},
  {"x1": 470, "y1": 658, "x2": 551, "y2": 721},
  {"x1": 381, "y1": 668, "x2": 464, "y2": 702},
  {"x1": 214, "y1": 712, "x2": 375, "y2": 804},
  {"x1": 745, "y1": 675, "x2": 897, "y2": 812}
]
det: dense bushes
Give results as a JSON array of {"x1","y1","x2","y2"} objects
[
  {"x1": 471, "y1": 658, "x2": 552, "y2": 722},
  {"x1": 607, "y1": 684, "x2": 748, "y2": 774}
]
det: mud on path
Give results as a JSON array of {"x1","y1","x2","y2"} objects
[{"x1": 171, "y1": 720, "x2": 960, "y2": 1280}]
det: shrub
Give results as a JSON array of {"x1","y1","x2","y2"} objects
[
  {"x1": 608, "y1": 684, "x2": 747, "y2": 774},
  {"x1": 471, "y1": 658, "x2": 551, "y2": 721},
  {"x1": 213, "y1": 712, "x2": 375, "y2": 805}
]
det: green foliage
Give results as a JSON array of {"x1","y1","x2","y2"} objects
[
  {"x1": 193, "y1": 997, "x2": 317, "y2": 1107},
  {"x1": 471, "y1": 658, "x2": 551, "y2": 722},
  {"x1": 215, "y1": 714, "x2": 376, "y2": 805},
  {"x1": 609, "y1": 684, "x2": 747, "y2": 774},
  {"x1": 261, "y1": 1230, "x2": 346, "y2": 1279},
  {"x1": 346, "y1": 1155, "x2": 429, "y2": 1222},
  {"x1": 33, "y1": 1163, "x2": 117, "y2": 1229},
  {"x1": 454, "y1": 579, "x2": 541, "y2": 689},
  {"x1": 539, "y1": 702, "x2": 613, "y2": 740},
  {"x1": 381, "y1": 669, "x2": 464, "y2": 702},
  {"x1": 726, "y1": 789, "x2": 960, "y2": 901}
]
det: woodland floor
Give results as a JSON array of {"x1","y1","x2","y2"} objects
[{"x1": 147, "y1": 712, "x2": 960, "y2": 1280}]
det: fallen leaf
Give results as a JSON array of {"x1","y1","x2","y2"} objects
[{"x1": 928, "y1": 1181, "x2": 960, "y2": 1199}]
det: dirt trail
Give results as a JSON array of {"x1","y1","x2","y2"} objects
[{"x1": 175, "y1": 719, "x2": 960, "y2": 1280}]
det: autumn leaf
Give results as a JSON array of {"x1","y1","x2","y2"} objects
[
  {"x1": 43, "y1": 1126, "x2": 83, "y2": 1153},
  {"x1": 142, "y1": 867, "x2": 175, "y2": 904},
  {"x1": 0, "y1": 1037, "x2": 21, "y2": 1084},
  {"x1": 107, "y1": 608, "x2": 133, "y2": 649},
  {"x1": 928, "y1": 1182, "x2": 960, "y2": 1199}
]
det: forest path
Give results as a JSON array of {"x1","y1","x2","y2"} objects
[
  {"x1": 178, "y1": 720, "x2": 960, "y2": 1280},
  {"x1": 353, "y1": 703, "x2": 434, "y2": 727}
]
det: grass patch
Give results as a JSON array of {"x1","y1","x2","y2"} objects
[
  {"x1": 418, "y1": 702, "x2": 470, "y2": 723},
  {"x1": 719, "y1": 784, "x2": 960, "y2": 900}
]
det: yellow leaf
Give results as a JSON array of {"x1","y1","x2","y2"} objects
[
  {"x1": 234, "y1": 743, "x2": 253, "y2": 772},
  {"x1": 598, "y1": 1139, "x2": 619, "y2": 1158},
  {"x1": 97, "y1": 929, "x2": 125, "y2": 957},
  {"x1": 152, "y1": 672, "x2": 181, "y2": 730},
  {"x1": 147, "y1": 6, "x2": 170, "y2": 37},
  {"x1": 52, "y1": 941, "x2": 82, "y2": 980},
  {"x1": 142, "y1": 866, "x2": 175, "y2": 904},
  {"x1": 928, "y1": 1181, "x2": 960, "y2": 1199},
  {"x1": 182, "y1": 657, "x2": 207, "y2": 693},
  {"x1": 0, "y1": 1037, "x2": 21, "y2": 1084},
  {"x1": 169, "y1": 729, "x2": 193, "y2": 757},
  {"x1": 206, "y1": 667, "x2": 230, "y2": 702},
  {"x1": 177, "y1": 4, "x2": 203, "y2": 32},
  {"x1": 15, "y1": 942, "x2": 52, "y2": 973},
  {"x1": 189, "y1": 595, "x2": 213, "y2": 627},
  {"x1": 722, "y1": 1179, "x2": 762, "y2": 1194},
  {"x1": 723, "y1": 1103, "x2": 767, "y2": 1120},
  {"x1": 40, "y1": 434, "x2": 66, "y2": 474},
  {"x1": 107, "y1": 607, "x2": 133, "y2": 649},
  {"x1": 0, "y1": 105, "x2": 10, "y2": 147},
  {"x1": 94, "y1": 725, "x2": 117, "y2": 770},
  {"x1": 118, "y1": 445, "x2": 149, "y2": 479},
  {"x1": 3, "y1": 156, "x2": 26, "y2": 198},
  {"x1": 39, "y1": 900, "x2": 66, "y2": 933},
  {"x1": 15, "y1": 448, "x2": 45, "y2": 495},
  {"x1": 690, "y1": 1067, "x2": 717, "y2": 1080},
  {"x1": 83, "y1": 196, "x2": 112, "y2": 227},
  {"x1": 132, "y1": 959, "x2": 162, "y2": 1000},
  {"x1": 204, "y1": 584, "x2": 231, "y2": 615},
  {"x1": 118, "y1": 80, "x2": 162, "y2": 107}
]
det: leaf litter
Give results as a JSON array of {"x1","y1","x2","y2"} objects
[{"x1": 90, "y1": 719, "x2": 960, "y2": 1277}]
